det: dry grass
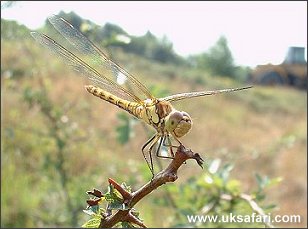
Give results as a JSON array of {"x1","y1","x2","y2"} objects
[{"x1": 1, "y1": 38, "x2": 307, "y2": 227}]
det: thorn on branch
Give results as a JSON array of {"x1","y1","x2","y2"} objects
[
  {"x1": 123, "y1": 211, "x2": 147, "y2": 228},
  {"x1": 86, "y1": 198, "x2": 101, "y2": 206},
  {"x1": 179, "y1": 144, "x2": 204, "y2": 168},
  {"x1": 193, "y1": 153, "x2": 204, "y2": 168},
  {"x1": 164, "y1": 144, "x2": 204, "y2": 175},
  {"x1": 87, "y1": 188, "x2": 104, "y2": 198},
  {"x1": 108, "y1": 178, "x2": 132, "y2": 201}
]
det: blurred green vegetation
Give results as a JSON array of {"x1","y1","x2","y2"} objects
[
  {"x1": 82, "y1": 159, "x2": 280, "y2": 228},
  {"x1": 1, "y1": 12, "x2": 307, "y2": 228},
  {"x1": 159, "y1": 159, "x2": 281, "y2": 228}
]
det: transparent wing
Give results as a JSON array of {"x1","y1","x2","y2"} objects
[
  {"x1": 160, "y1": 86, "x2": 253, "y2": 102},
  {"x1": 32, "y1": 14, "x2": 155, "y2": 103},
  {"x1": 31, "y1": 31, "x2": 142, "y2": 102}
]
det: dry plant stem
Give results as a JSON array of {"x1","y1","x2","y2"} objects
[
  {"x1": 99, "y1": 145, "x2": 203, "y2": 228},
  {"x1": 239, "y1": 194, "x2": 275, "y2": 228},
  {"x1": 220, "y1": 193, "x2": 275, "y2": 228}
]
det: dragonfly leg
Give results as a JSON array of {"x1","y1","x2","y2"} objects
[
  {"x1": 162, "y1": 136, "x2": 187, "y2": 164},
  {"x1": 155, "y1": 135, "x2": 164, "y2": 157},
  {"x1": 156, "y1": 135, "x2": 177, "y2": 160},
  {"x1": 142, "y1": 134, "x2": 159, "y2": 177},
  {"x1": 165, "y1": 135, "x2": 177, "y2": 158},
  {"x1": 142, "y1": 135, "x2": 156, "y2": 176},
  {"x1": 156, "y1": 136, "x2": 173, "y2": 159},
  {"x1": 148, "y1": 136, "x2": 160, "y2": 179}
]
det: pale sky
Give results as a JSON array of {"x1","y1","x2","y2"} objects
[{"x1": 1, "y1": 1, "x2": 307, "y2": 67}]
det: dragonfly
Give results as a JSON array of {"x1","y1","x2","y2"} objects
[{"x1": 31, "y1": 15, "x2": 252, "y2": 176}]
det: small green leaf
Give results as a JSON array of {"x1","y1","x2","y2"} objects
[
  {"x1": 255, "y1": 192, "x2": 266, "y2": 201},
  {"x1": 104, "y1": 184, "x2": 126, "y2": 210},
  {"x1": 268, "y1": 176, "x2": 283, "y2": 187},
  {"x1": 219, "y1": 163, "x2": 233, "y2": 183},
  {"x1": 130, "y1": 208, "x2": 141, "y2": 219},
  {"x1": 255, "y1": 173, "x2": 263, "y2": 187},
  {"x1": 121, "y1": 182, "x2": 132, "y2": 193},
  {"x1": 255, "y1": 173, "x2": 271, "y2": 191},
  {"x1": 83, "y1": 205, "x2": 101, "y2": 216},
  {"x1": 105, "y1": 184, "x2": 123, "y2": 202},
  {"x1": 83, "y1": 209, "x2": 96, "y2": 216},
  {"x1": 81, "y1": 215, "x2": 101, "y2": 228},
  {"x1": 108, "y1": 201, "x2": 129, "y2": 210},
  {"x1": 83, "y1": 206, "x2": 104, "y2": 217}
]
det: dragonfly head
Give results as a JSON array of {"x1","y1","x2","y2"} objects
[{"x1": 165, "y1": 110, "x2": 192, "y2": 138}]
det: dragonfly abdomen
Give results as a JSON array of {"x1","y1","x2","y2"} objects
[{"x1": 85, "y1": 85, "x2": 142, "y2": 118}]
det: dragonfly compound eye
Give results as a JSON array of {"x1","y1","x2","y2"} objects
[{"x1": 166, "y1": 111, "x2": 193, "y2": 138}]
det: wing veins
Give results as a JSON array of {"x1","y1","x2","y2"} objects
[
  {"x1": 48, "y1": 15, "x2": 154, "y2": 100},
  {"x1": 31, "y1": 32, "x2": 141, "y2": 102},
  {"x1": 161, "y1": 86, "x2": 253, "y2": 102}
]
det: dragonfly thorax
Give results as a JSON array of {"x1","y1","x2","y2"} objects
[{"x1": 140, "y1": 100, "x2": 173, "y2": 126}]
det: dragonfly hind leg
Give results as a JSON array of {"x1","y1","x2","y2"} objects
[{"x1": 142, "y1": 134, "x2": 160, "y2": 177}]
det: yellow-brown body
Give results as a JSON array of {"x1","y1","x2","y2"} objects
[
  {"x1": 84, "y1": 85, "x2": 184, "y2": 136},
  {"x1": 85, "y1": 85, "x2": 144, "y2": 119}
]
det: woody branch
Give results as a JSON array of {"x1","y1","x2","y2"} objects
[{"x1": 98, "y1": 144, "x2": 204, "y2": 228}]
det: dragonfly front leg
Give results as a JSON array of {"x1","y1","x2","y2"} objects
[
  {"x1": 155, "y1": 136, "x2": 173, "y2": 160},
  {"x1": 158, "y1": 135, "x2": 187, "y2": 164},
  {"x1": 156, "y1": 135, "x2": 179, "y2": 159}
]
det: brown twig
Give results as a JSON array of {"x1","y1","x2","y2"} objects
[{"x1": 99, "y1": 144, "x2": 204, "y2": 228}]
